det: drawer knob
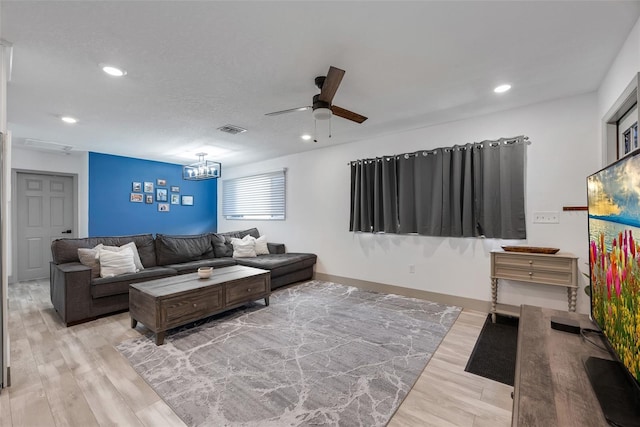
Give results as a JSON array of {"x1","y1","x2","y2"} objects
[
  {"x1": 529, "y1": 272, "x2": 533, "y2": 276},
  {"x1": 247, "y1": 288, "x2": 251, "y2": 292},
  {"x1": 193, "y1": 303, "x2": 197, "y2": 308},
  {"x1": 529, "y1": 260, "x2": 533, "y2": 264}
]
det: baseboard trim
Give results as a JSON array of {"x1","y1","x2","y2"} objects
[{"x1": 315, "y1": 273, "x2": 518, "y2": 314}]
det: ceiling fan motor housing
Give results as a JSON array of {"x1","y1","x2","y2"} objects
[{"x1": 312, "y1": 94, "x2": 332, "y2": 120}]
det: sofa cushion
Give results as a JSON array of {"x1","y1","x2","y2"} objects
[
  {"x1": 51, "y1": 234, "x2": 156, "y2": 267},
  {"x1": 155, "y1": 233, "x2": 215, "y2": 266},
  {"x1": 239, "y1": 228, "x2": 260, "y2": 239},
  {"x1": 91, "y1": 266, "x2": 177, "y2": 298},
  {"x1": 218, "y1": 228, "x2": 260, "y2": 240},
  {"x1": 163, "y1": 258, "x2": 237, "y2": 274},
  {"x1": 235, "y1": 253, "x2": 317, "y2": 278},
  {"x1": 212, "y1": 233, "x2": 233, "y2": 258}
]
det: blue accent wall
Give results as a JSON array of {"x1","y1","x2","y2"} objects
[{"x1": 89, "y1": 152, "x2": 217, "y2": 236}]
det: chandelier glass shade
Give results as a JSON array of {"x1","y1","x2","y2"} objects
[{"x1": 183, "y1": 153, "x2": 221, "y2": 180}]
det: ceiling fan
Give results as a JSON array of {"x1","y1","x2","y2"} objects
[{"x1": 265, "y1": 66, "x2": 368, "y2": 124}]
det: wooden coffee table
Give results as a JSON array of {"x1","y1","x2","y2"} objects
[{"x1": 129, "y1": 265, "x2": 270, "y2": 345}]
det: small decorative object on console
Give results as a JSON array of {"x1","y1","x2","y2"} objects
[{"x1": 197, "y1": 266, "x2": 213, "y2": 279}]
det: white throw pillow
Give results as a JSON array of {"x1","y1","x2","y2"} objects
[
  {"x1": 98, "y1": 242, "x2": 144, "y2": 271},
  {"x1": 254, "y1": 235, "x2": 269, "y2": 255},
  {"x1": 231, "y1": 237, "x2": 257, "y2": 258},
  {"x1": 98, "y1": 247, "x2": 137, "y2": 278}
]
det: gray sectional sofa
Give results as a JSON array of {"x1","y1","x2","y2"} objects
[{"x1": 50, "y1": 228, "x2": 317, "y2": 326}]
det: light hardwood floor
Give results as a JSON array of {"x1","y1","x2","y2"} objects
[{"x1": 3, "y1": 279, "x2": 512, "y2": 426}]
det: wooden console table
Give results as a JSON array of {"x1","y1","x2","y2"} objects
[
  {"x1": 512, "y1": 305, "x2": 611, "y2": 426},
  {"x1": 490, "y1": 250, "x2": 578, "y2": 322}
]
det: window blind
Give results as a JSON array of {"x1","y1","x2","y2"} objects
[{"x1": 222, "y1": 170, "x2": 286, "y2": 220}]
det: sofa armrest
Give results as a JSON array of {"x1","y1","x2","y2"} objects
[
  {"x1": 267, "y1": 242, "x2": 286, "y2": 254},
  {"x1": 50, "y1": 262, "x2": 93, "y2": 325}
]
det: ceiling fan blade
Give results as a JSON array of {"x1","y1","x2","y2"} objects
[
  {"x1": 265, "y1": 106, "x2": 311, "y2": 116},
  {"x1": 332, "y1": 105, "x2": 368, "y2": 123},
  {"x1": 318, "y1": 66, "x2": 345, "y2": 104}
]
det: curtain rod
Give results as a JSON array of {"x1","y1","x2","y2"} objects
[{"x1": 348, "y1": 135, "x2": 530, "y2": 165}]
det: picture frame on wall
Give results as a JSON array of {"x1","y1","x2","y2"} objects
[
  {"x1": 170, "y1": 186, "x2": 180, "y2": 193},
  {"x1": 132, "y1": 182, "x2": 142, "y2": 192},
  {"x1": 158, "y1": 203, "x2": 170, "y2": 212},
  {"x1": 181, "y1": 195, "x2": 194, "y2": 206},
  {"x1": 145, "y1": 194, "x2": 153, "y2": 204},
  {"x1": 130, "y1": 193, "x2": 143, "y2": 203},
  {"x1": 157, "y1": 179, "x2": 167, "y2": 186},
  {"x1": 156, "y1": 188, "x2": 168, "y2": 202},
  {"x1": 170, "y1": 194, "x2": 180, "y2": 204},
  {"x1": 144, "y1": 182, "x2": 154, "y2": 193}
]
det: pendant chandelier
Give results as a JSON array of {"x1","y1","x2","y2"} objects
[{"x1": 183, "y1": 153, "x2": 221, "y2": 181}]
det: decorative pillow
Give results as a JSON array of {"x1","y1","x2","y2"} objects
[
  {"x1": 230, "y1": 237, "x2": 257, "y2": 258},
  {"x1": 99, "y1": 242, "x2": 144, "y2": 271},
  {"x1": 98, "y1": 247, "x2": 137, "y2": 278},
  {"x1": 246, "y1": 235, "x2": 269, "y2": 255},
  {"x1": 77, "y1": 246, "x2": 101, "y2": 278}
]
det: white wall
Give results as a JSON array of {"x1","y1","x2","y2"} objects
[
  {"x1": 11, "y1": 147, "x2": 89, "y2": 236},
  {"x1": 220, "y1": 92, "x2": 599, "y2": 314},
  {"x1": 598, "y1": 16, "x2": 640, "y2": 127},
  {"x1": 598, "y1": 15, "x2": 640, "y2": 168}
]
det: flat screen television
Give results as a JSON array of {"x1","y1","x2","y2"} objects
[{"x1": 587, "y1": 149, "x2": 640, "y2": 426}]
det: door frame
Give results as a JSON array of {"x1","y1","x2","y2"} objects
[{"x1": 11, "y1": 169, "x2": 78, "y2": 284}]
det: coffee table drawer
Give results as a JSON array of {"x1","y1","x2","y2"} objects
[
  {"x1": 160, "y1": 287, "x2": 223, "y2": 327},
  {"x1": 226, "y1": 277, "x2": 267, "y2": 306}
]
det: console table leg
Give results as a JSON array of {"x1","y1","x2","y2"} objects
[
  {"x1": 491, "y1": 278, "x2": 498, "y2": 323},
  {"x1": 264, "y1": 296, "x2": 270, "y2": 306},
  {"x1": 568, "y1": 287, "x2": 577, "y2": 312},
  {"x1": 131, "y1": 318, "x2": 137, "y2": 328}
]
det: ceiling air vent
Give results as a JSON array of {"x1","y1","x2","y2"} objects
[
  {"x1": 217, "y1": 124, "x2": 247, "y2": 135},
  {"x1": 22, "y1": 138, "x2": 73, "y2": 152}
]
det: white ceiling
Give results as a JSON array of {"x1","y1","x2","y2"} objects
[{"x1": 2, "y1": 1, "x2": 640, "y2": 167}]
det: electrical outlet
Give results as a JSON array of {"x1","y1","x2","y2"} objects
[
  {"x1": 409, "y1": 264, "x2": 415, "y2": 274},
  {"x1": 533, "y1": 211, "x2": 559, "y2": 224}
]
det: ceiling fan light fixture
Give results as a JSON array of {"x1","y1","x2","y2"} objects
[
  {"x1": 61, "y1": 116, "x2": 78, "y2": 124},
  {"x1": 313, "y1": 107, "x2": 332, "y2": 121},
  {"x1": 101, "y1": 64, "x2": 127, "y2": 77},
  {"x1": 494, "y1": 84, "x2": 511, "y2": 93}
]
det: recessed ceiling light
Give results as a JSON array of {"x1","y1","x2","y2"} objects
[
  {"x1": 61, "y1": 116, "x2": 77, "y2": 124},
  {"x1": 494, "y1": 84, "x2": 511, "y2": 94},
  {"x1": 101, "y1": 65, "x2": 127, "y2": 77},
  {"x1": 301, "y1": 134, "x2": 312, "y2": 141}
]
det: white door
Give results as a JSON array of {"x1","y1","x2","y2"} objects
[{"x1": 16, "y1": 173, "x2": 74, "y2": 280}]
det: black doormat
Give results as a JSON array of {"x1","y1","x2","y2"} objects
[{"x1": 464, "y1": 313, "x2": 519, "y2": 386}]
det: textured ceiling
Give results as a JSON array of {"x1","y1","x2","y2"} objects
[{"x1": 2, "y1": 1, "x2": 640, "y2": 167}]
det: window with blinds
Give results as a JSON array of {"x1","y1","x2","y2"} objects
[{"x1": 222, "y1": 170, "x2": 286, "y2": 220}]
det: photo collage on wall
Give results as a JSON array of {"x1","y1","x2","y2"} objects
[{"x1": 130, "y1": 179, "x2": 194, "y2": 212}]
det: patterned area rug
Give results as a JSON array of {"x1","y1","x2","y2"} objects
[{"x1": 117, "y1": 281, "x2": 461, "y2": 426}]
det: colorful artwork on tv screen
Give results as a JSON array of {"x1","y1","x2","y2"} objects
[{"x1": 588, "y1": 153, "x2": 640, "y2": 383}]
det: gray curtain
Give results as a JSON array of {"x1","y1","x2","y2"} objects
[{"x1": 349, "y1": 136, "x2": 527, "y2": 239}]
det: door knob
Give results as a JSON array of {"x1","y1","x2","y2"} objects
[{"x1": 61, "y1": 229, "x2": 72, "y2": 234}]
